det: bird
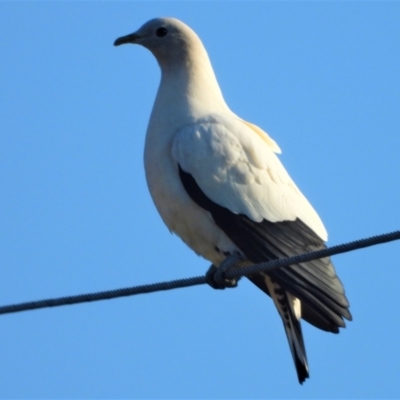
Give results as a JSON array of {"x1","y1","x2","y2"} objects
[{"x1": 114, "y1": 17, "x2": 351, "y2": 384}]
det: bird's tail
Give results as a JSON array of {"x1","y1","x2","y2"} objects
[
  {"x1": 266, "y1": 276, "x2": 309, "y2": 384},
  {"x1": 282, "y1": 296, "x2": 309, "y2": 384}
]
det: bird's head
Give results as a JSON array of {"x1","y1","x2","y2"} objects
[{"x1": 114, "y1": 17, "x2": 204, "y2": 67}]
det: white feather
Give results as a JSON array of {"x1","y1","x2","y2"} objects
[
  {"x1": 126, "y1": 17, "x2": 328, "y2": 264},
  {"x1": 171, "y1": 113, "x2": 327, "y2": 241},
  {"x1": 114, "y1": 17, "x2": 344, "y2": 382}
]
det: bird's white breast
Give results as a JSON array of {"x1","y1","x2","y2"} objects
[
  {"x1": 143, "y1": 71, "x2": 237, "y2": 265},
  {"x1": 144, "y1": 128, "x2": 237, "y2": 265}
]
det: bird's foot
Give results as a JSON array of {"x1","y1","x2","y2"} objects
[{"x1": 205, "y1": 253, "x2": 244, "y2": 289}]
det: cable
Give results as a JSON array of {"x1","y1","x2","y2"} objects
[
  {"x1": 0, "y1": 229, "x2": 399, "y2": 316},
  {"x1": 0, "y1": 276, "x2": 206, "y2": 316},
  {"x1": 225, "y1": 229, "x2": 400, "y2": 279}
]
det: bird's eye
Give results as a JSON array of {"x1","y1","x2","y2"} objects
[{"x1": 156, "y1": 27, "x2": 168, "y2": 37}]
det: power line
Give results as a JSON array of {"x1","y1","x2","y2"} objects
[
  {"x1": 225, "y1": 229, "x2": 400, "y2": 279},
  {"x1": 1, "y1": 229, "x2": 399, "y2": 316},
  {"x1": 0, "y1": 276, "x2": 206, "y2": 316}
]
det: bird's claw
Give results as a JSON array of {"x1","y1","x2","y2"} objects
[{"x1": 205, "y1": 253, "x2": 243, "y2": 289}]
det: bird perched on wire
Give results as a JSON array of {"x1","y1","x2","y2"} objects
[{"x1": 114, "y1": 17, "x2": 351, "y2": 384}]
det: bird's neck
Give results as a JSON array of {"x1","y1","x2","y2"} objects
[{"x1": 149, "y1": 52, "x2": 230, "y2": 131}]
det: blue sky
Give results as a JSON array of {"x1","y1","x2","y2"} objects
[{"x1": 1, "y1": 1, "x2": 400, "y2": 398}]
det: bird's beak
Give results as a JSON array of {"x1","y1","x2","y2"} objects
[{"x1": 114, "y1": 33, "x2": 140, "y2": 46}]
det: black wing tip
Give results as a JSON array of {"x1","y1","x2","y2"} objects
[
  {"x1": 345, "y1": 308, "x2": 353, "y2": 321},
  {"x1": 324, "y1": 308, "x2": 353, "y2": 333}
]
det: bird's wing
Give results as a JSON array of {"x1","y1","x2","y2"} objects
[
  {"x1": 172, "y1": 114, "x2": 351, "y2": 332},
  {"x1": 172, "y1": 114, "x2": 326, "y2": 239},
  {"x1": 239, "y1": 119, "x2": 282, "y2": 154}
]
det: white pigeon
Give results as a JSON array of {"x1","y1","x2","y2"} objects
[{"x1": 114, "y1": 17, "x2": 351, "y2": 384}]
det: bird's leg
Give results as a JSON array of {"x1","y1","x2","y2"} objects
[{"x1": 205, "y1": 253, "x2": 244, "y2": 289}]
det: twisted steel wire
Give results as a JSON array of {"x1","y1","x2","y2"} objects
[{"x1": 1, "y1": 230, "x2": 399, "y2": 316}]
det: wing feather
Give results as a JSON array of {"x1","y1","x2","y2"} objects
[
  {"x1": 172, "y1": 115, "x2": 327, "y2": 240},
  {"x1": 173, "y1": 117, "x2": 351, "y2": 332}
]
